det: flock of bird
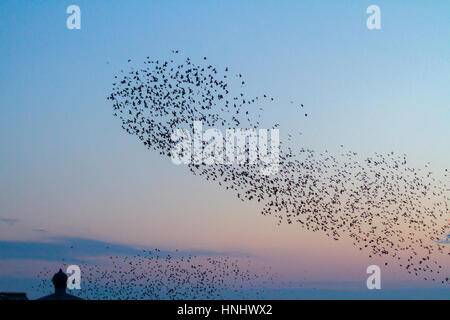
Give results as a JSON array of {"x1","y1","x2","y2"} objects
[
  {"x1": 107, "y1": 51, "x2": 449, "y2": 286},
  {"x1": 33, "y1": 250, "x2": 277, "y2": 300}
]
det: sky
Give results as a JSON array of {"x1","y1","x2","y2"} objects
[{"x1": 0, "y1": 1, "x2": 449, "y2": 299}]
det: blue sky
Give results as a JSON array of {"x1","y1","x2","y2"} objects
[{"x1": 0, "y1": 1, "x2": 449, "y2": 299}]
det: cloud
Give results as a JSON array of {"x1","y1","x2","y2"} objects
[
  {"x1": 0, "y1": 217, "x2": 19, "y2": 226},
  {"x1": 0, "y1": 236, "x2": 250, "y2": 263},
  {"x1": 32, "y1": 229, "x2": 48, "y2": 233},
  {"x1": 436, "y1": 233, "x2": 450, "y2": 244},
  {"x1": 0, "y1": 237, "x2": 139, "y2": 263}
]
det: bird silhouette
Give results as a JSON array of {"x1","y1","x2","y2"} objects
[
  {"x1": 33, "y1": 249, "x2": 280, "y2": 300},
  {"x1": 106, "y1": 51, "x2": 449, "y2": 286}
]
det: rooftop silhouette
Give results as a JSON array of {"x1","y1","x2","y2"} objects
[{"x1": 37, "y1": 269, "x2": 83, "y2": 300}]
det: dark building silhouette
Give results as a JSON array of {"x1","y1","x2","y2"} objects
[
  {"x1": 37, "y1": 269, "x2": 83, "y2": 300},
  {"x1": 0, "y1": 292, "x2": 28, "y2": 300}
]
